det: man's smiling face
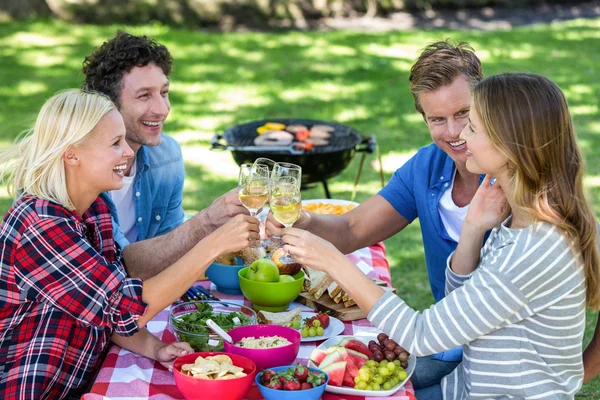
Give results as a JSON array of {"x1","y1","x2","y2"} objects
[
  {"x1": 419, "y1": 75, "x2": 472, "y2": 171},
  {"x1": 118, "y1": 63, "x2": 170, "y2": 153}
]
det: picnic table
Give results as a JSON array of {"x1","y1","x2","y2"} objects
[{"x1": 83, "y1": 242, "x2": 415, "y2": 400}]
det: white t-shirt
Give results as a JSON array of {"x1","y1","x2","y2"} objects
[
  {"x1": 438, "y1": 170, "x2": 469, "y2": 242},
  {"x1": 110, "y1": 160, "x2": 138, "y2": 243}
]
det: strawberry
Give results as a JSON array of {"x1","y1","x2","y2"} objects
[
  {"x1": 261, "y1": 369, "x2": 276, "y2": 385},
  {"x1": 283, "y1": 379, "x2": 301, "y2": 391},
  {"x1": 300, "y1": 382, "x2": 313, "y2": 390},
  {"x1": 307, "y1": 371, "x2": 327, "y2": 387},
  {"x1": 279, "y1": 370, "x2": 295, "y2": 384},
  {"x1": 317, "y1": 312, "x2": 330, "y2": 328},
  {"x1": 293, "y1": 363, "x2": 308, "y2": 383},
  {"x1": 265, "y1": 378, "x2": 282, "y2": 390}
]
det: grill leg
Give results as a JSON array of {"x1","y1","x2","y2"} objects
[{"x1": 322, "y1": 180, "x2": 331, "y2": 199}]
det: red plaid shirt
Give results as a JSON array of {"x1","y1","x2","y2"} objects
[{"x1": 0, "y1": 196, "x2": 148, "y2": 400}]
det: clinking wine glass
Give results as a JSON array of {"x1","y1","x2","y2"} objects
[
  {"x1": 238, "y1": 163, "x2": 270, "y2": 217},
  {"x1": 272, "y1": 162, "x2": 302, "y2": 190},
  {"x1": 271, "y1": 175, "x2": 301, "y2": 263}
]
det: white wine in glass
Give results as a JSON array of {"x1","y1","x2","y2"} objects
[
  {"x1": 238, "y1": 164, "x2": 269, "y2": 216},
  {"x1": 271, "y1": 176, "x2": 301, "y2": 263},
  {"x1": 271, "y1": 176, "x2": 301, "y2": 227},
  {"x1": 271, "y1": 198, "x2": 302, "y2": 227}
]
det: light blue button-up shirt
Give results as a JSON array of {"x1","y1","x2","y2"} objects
[{"x1": 102, "y1": 133, "x2": 185, "y2": 250}]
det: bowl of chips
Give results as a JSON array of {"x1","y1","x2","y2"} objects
[
  {"x1": 223, "y1": 324, "x2": 301, "y2": 370},
  {"x1": 302, "y1": 199, "x2": 358, "y2": 215},
  {"x1": 173, "y1": 352, "x2": 256, "y2": 400}
]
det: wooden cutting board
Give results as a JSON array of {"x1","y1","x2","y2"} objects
[{"x1": 296, "y1": 279, "x2": 395, "y2": 321}]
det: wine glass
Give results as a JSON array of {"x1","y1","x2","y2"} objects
[
  {"x1": 269, "y1": 167, "x2": 302, "y2": 264},
  {"x1": 272, "y1": 162, "x2": 302, "y2": 190},
  {"x1": 252, "y1": 157, "x2": 276, "y2": 171},
  {"x1": 270, "y1": 176, "x2": 302, "y2": 229},
  {"x1": 238, "y1": 163, "x2": 270, "y2": 217}
]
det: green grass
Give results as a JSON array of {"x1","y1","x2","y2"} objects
[{"x1": 1, "y1": 18, "x2": 599, "y2": 396}]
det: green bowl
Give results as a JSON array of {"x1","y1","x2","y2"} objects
[{"x1": 238, "y1": 267, "x2": 305, "y2": 312}]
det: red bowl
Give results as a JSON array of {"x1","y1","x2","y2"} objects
[
  {"x1": 173, "y1": 352, "x2": 257, "y2": 400},
  {"x1": 223, "y1": 324, "x2": 301, "y2": 370}
]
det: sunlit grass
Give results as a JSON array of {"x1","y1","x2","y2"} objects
[{"x1": 0, "y1": 17, "x2": 599, "y2": 394}]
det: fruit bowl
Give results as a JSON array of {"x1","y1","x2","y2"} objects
[
  {"x1": 205, "y1": 262, "x2": 245, "y2": 295},
  {"x1": 223, "y1": 324, "x2": 301, "y2": 370},
  {"x1": 173, "y1": 352, "x2": 256, "y2": 400},
  {"x1": 169, "y1": 301, "x2": 256, "y2": 352},
  {"x1": 307, "y1": 334, "x2": 416, "y2": 396},
  {"x1": 255, "y1": 365, "x2": 329, "y2": 400},
  {"x1": 238, "y1": 267, "x2": 304, "y2": 311}
]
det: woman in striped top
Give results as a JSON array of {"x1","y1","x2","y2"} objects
[{"x1": 282, "y1": 73, "x2": 600, "y2": 399}]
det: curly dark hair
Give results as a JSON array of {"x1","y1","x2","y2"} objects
[{"x1": 82, "y1": 30, "x2": 172, "y2": 107}]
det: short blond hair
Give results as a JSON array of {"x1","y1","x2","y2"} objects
[
  {"x1": 0, "y1": 89, "x2": 115, "y2": 210},
  {"x1": 409, "y1": 40, "x2": 483, "y2": 116}
]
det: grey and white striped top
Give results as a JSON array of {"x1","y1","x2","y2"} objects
[{"x1": 368, "y1": 220, "x2": 586, "y2": 399}]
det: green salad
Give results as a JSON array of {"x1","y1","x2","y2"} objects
[{"x1": 170, "y1": 302, "x2": 251, "y2": 351}]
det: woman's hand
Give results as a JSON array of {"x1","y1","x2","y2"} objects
[
  {"x1": 464, "y1": 174, "x2": 510, "y2": 233},
  {"x1": 281, "y1": 227, "x2": 345, "y2": 272},
  {"x1": 265, "y1": 210, "x2": 310, "y2": 237},
  {"x1": 156, "y1": 341, "x2": 194, "y2": 371},
  {"x1": 210, "y1": 214, "x2": 261, "y2": 254}
]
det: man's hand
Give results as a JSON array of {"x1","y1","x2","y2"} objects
[
  {"x1": 208, "y1": 214, "x2": 261, "y2": 255},
  {"x1": 156, "y1": 341, "x2": 194, "y2": 371},
  {"x1": 195, "y1": 188, "x2": 249, "y2": 235}
]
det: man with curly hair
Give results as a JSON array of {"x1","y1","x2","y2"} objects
[{"x1": 82, "y1": 31, "x2": 248, "y2": 280}]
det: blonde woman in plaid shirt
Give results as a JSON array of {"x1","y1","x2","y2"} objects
[{"x1": 0, "y1": 89, "x2": 260, "y2": 399}]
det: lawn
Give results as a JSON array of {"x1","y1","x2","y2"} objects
[{"x1": 1, "y1": 18, "x2": 599, "y2": 395}]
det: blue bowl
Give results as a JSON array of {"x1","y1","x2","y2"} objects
[
  {"x1": 205, "y1": 262, "x2": 245, "y2": 295},
  {"x1": 255, "y1": 365, "x2": 329, "y2": 400}
]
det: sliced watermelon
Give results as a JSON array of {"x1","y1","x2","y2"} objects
[
  {"x1": 342, "y1": 369, "x2": 355, "y2": 388},
  {"x1": 346, "y1": 348, "x2": 368, "y2": 369},
  {"x1": 321, "y1": 361, "x2": 347, "y2": 387},
  {"x1": 339, "y1": 338, "x2": 373, "y2": 357},
  {"x1": 309, "y1": 345, "x2": 342, "y2": 365},
  {"x1": 341, "y1": 350, "x2": 360, "y2": 387},
  {"x1": 318, "y1": 348, "x2": 347, "y2": 369}
]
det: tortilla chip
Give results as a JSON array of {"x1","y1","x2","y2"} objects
[{"x1": 208, "y1": 355, "x2": 232, "y2": 365}]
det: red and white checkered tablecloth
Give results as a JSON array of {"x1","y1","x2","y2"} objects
[{"x1": 83, "y1": 243, "x2": 415, "y2": 400}]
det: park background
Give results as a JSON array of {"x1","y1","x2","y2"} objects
[{"x1": 1, "y1": 0, "x2": 599, "y2": 396}]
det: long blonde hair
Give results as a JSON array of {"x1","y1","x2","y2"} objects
[
  {"x1": 473, "y1": 73, "x2": 600, "y2": 309},
  {"x1": 0, "y1": 89, "x2": 115, "y2": 211}
]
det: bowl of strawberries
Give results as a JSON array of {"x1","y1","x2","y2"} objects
[{"x1": 255, "y1": 363, "x2": 328, "y2": 400}]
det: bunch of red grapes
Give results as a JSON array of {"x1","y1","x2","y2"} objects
[{"x1": 368, "y1": 333, "x2": 410, "y2": 369}]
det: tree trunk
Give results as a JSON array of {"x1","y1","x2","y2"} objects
[{"x1": 0, "y1": 0, "x2": 52, "y2": 18}]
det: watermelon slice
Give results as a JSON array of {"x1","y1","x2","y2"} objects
[
  {"x1": 309, "y1": 345, "x2": 342, "y2": 365},
  {"x1": 341, "y1": 351, "x2": 360, "y2": 387},
  {"x1": 339, "y1": 337, "x2": 373, "y2": 357},
  {"x1": 342, "y1": 369, "x2": 355, "y2": 388},
  {"x1": 319, "y1": 348, "x2": 347, "y2": 369},
  {"x1": 346, "y1": 348, "x2": 368, "y2": 369},
  {"x1": 321, "y1": 361, "x2": 347, "y2": 387},
  {"x1": 309, "y1": 348, "x2": 330, "y2": 365}
]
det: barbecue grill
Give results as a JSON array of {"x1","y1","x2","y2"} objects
[{"x1": 211, "y1": 118, "x2": 376, "y2": 198}]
